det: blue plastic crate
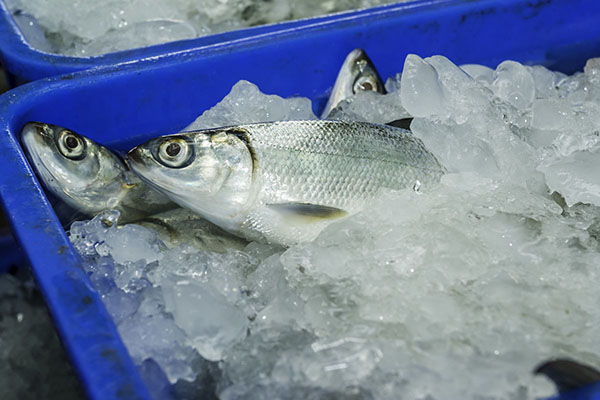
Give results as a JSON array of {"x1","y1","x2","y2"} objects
[
  {"x1": 0, "y1": 0, "x2": 428, "y2": 86},
  {"x1": 0, "y1": 0, "x2": 600, "y2": 398}
]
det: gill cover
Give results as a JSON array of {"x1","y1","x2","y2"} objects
[{"x1": 127, "y1": 128, "x2": 255, "y2": 231}]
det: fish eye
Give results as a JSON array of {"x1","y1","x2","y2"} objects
[
  {"x1": 57, "y1": 130, "x2": 86, "y2": 160},
  {"x1": 353, "y1": 75, "x2": 379, "y2": 94},
  {"x1": 156, "y1": 137, "x2": 193, "y2": 168}
]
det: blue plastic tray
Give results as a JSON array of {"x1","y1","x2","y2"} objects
[
  {"x1": 1, "y1": 0, "x2": 600, "y2": 399},
  {"x1": 1, "y1": 0, "x2": 425, "y2": 86}
]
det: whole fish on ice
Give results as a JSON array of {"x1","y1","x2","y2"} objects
[
  {"x1": 127, "y1": 120, "x2": 445, "y2": 245},
  {"x1": 21, "y1": 122, "x2": 175, "y2": 223}
]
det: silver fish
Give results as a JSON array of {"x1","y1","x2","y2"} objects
[
  {"x1": 321, "y1": 48, "x2": 387, "y2": 119},
  {"x1": 21, "y1": 122, "x2": 175, "y2": 223},
  {"x1": 127, "y1": 120, "x2": 445, "y2": 245}
]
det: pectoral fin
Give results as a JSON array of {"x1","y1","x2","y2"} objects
[
  {"x1": 267, "y1": 202, "x2": 348, "y2": 222},
  {"x1": 386, "y1": 118, "x2": 413, "y2": 130}
]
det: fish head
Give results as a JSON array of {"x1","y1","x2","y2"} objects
[
  {"x1": 321, "y1": 48, "x2": 386, "y2": 118},
  {"x1": 346, "y1": 49, "x2": 386, "y2": 95},
  {"x1": 127, "y1": 128, "x2": 254, "y2": 230},
  {"x1": 21, "y1": 122, "x2": 129, "y2": 214}
]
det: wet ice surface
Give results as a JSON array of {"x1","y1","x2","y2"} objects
[
  {"x1": 0, "y1": 271, "x2": 84, "y2": 400},
  {"x1": 6, "y1": 0, "x2": 405, "y2": 57},
  {"x1": 68, "y1": 57, "x2": 600, "y2": 399}
]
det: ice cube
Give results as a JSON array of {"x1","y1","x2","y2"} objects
[
  {"x1": 97, "y1": 223, "x2": 164, "y2": 264},
  {"x1": 530, "y1": 98, "x2": 573, "y2": 131},
  {"x1": 527, "y1": 65, "x2": 564, "y2": 99},
  {"x1": 584, "y1": 57, "x2": 600, "y2": 86},
  {"x1": 539, "y1": 149, "x2": 600, "y2": 207},
  {"x1": 185, "y1": 80, "x2": 316, "y2": 130},
  {"x1": 325, "y1": 90, "x2": 410, "y2": 124},
  {"x1": 161, "y1": 276, "x2": 249, "y2": 361},
  {"x1": 400, "y1": 54, "x2": 446, "y2": 117},
  {"x1": 492, "y1": 60, "x2": 535, "y2": 109},
  {"x1": 460, "y1": 63, "x2": 494, "y2": 84},
  {"x1": 118, "y1": 292, "x2": 198, "y2": 383}
]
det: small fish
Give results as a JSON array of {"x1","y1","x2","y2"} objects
[
  {"x1": 21, "y1": 122, "x2": 175, "y2": 223},
  {"x1": 321, "y1": 48, "x2": 387, "y2": 119},
  {"x1": 535, "y1": 358, "x2": 600, "y2": 393},
  {"x1": 127, "y1": 120, "x2": 445, "y2": 245}
]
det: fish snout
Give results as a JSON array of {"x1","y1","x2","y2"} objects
[
  {"x1": 22, "y1": 122, "x2": 47, "y2": 141},
  {"x1": 126, "y1": 146, "x2": 144, "y2": 166},
  {"x1": 22, "y1": 122, "x2": 62, "y2": 140},
  {"x1": 21, "y1": 122, "x2": 56, "y2": 157}
]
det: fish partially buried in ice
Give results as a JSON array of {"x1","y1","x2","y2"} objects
[
  {"x1": 127, "y1": 120, "x2": 445, "y2": 245},
  {"x1": 321, "y1": 48, "x2": 388, "y2": 119},
  {"x1": 321, "y1": 48, "x2": 414, "y2": 129},
  {"x1": 21, "y1": 122, "x2": 176, "y2": 223}
]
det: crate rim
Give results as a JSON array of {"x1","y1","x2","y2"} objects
[{"x1": 0, "y1": 0, "x2": 463, "y2": 83}]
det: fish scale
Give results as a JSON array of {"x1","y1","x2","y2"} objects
[{"x1": 244, "y1": 120, "x2": 444, "y2": 212}]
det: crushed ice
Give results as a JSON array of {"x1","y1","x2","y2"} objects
[
  {"x1": 68, "y1": 57, "x2": 600, "y2": 399},
  {"x1": 7, "y1": 0, "x2": 407, "y2": 57}
]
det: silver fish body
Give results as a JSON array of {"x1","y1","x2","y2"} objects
[
  {"x1": 21, "y1": 122, "x2": 175, "y2": 223},
  {"x1": 137, "y1": 208, "x2": 248, "y2": 253},
  {"x1": 128, "y1": 120, "x2": 445, "y2": 246},
  {"x1": 321, "y1": 48, "x2": 387, "y2": 119}
]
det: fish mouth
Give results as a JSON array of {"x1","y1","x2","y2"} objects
[
  {"x1": 126, "y1": 147, "x2": 158, "y2": 186},
  {"x1": 348, "y1": 48, "x2": 368, "y2": 65},
  {"x1": 126, "y1": 147, "x2": 142, "y2": 165},
  {"x1": 21, "y1": 122, "x2": 51, "y2": 159},
  {"x1": 21, "y1": 125, "x2": 64, "y2": 195},
  {"x1": 22, "y1": 121, "x2": 62, "y2": 141}
]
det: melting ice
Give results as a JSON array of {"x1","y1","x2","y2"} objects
[
  {"x1": 69, "y1": 55, "x2": 600, "y2": 399},
  {"x1": 7, "y1": 0, "x2": 406, "y2": 57}
]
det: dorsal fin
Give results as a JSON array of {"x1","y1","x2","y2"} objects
[{"x1": 386, "y1": 118, "x2": 413, "y2": 130}]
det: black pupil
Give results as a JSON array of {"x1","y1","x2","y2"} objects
[
  {"x1": 166, "y1": 142, "x2": 181, "y2": 157},
  {"x1": 361, "y1": 81, "x2": 374, "y2": 91},
  {"x1": 65, "y1": 136, "x2": 79, "y2": 149}
]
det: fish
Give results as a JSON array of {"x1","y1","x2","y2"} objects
[
  {"x1": 535, "y1": 358, "x2": 600, "y2": 393},
  {"x1": 127, "y1": 120, "x2": 445, "y2": 245},
  {"x1": 21, "y1": 122, "x2": 246, "y2": 251},
  {"x1": 21, "y1": 122, "x2": 176, "y2": 223},
  {"x1": 136, "y1": 207, "x2": 248, "y2": 252},
  {"x1": 321, "y1": 48, "x2": 387, "y2": 119}
]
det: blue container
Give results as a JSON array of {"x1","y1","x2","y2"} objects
[
  {"x1": 0, "y1": 0, "x2": 599, "y2": 398},
  {"x1": 1, "y1": 0, "x2": 429, "y2": 86}
]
